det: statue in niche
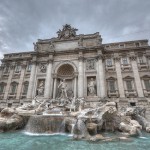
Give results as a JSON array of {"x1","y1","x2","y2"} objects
[
  {"x1": 40, "y1": 64, "x2": 46, "y2": 73},
  {"x1": 58, "y1": 79, "x2": 68, "y2": 100},
  {"x1": 88, "y1": 78, "x2": 96, "y2": 96},
  {"x1": 37, "y1": 80, "x2": 45, "y2": 96},
  {"x1": 86, "y1": 59, "x2": 95, "y2": 70}
]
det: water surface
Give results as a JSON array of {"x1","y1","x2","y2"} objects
[{"x1": 0, "y1": 131, "x2": 150, "y2": 150}]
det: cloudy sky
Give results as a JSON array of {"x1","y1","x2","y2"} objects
[{"x1": 0, "y1": 0, "x2": 150, "y2": 59}]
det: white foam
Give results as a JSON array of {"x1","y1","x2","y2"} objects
[
  {"x1": 23, "y1": 131, "x2": 69, "y2": 136},
  {"x1": 139, "y1": 136, "x2": 148, "y2": 139}
]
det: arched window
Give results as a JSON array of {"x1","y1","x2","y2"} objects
[
  {"x1": 10, "y1": 82, "x2": 18, "y2": 94},
  {"x1": 123, "y1": 76, "x2": 135, "y2": 92},
  {"x1": 0, "y1": 82, "x2": 6, "y2": 94},
  {"x1": 23, "y1": 81, "x2": 29, "y2": 94},
  {"x1": 26, "y1": 64, "x2": 32, "y2": 72},
  {"x1": 15, "y1": 65, "x2": 21, "y2": 73},
  {"x1": 107, "y1": 77, "x2": 117, "y2": 92}
]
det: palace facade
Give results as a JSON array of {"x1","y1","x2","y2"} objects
[{"x1": 0, "y1": 24, "x2": 150, "y2": 115}]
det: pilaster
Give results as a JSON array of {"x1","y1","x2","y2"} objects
[
  {"x1": 16, "y1": 62, "x2": 26, "y2": 100},
  {"x1": 114, "y1": 53, "x2": 125, "y2": 98},
  {"x1": 27, "y1": 58, "x2": 37, "y2": 99},
  {"x1": 78, "y1": 51, "x2": 84, "y2": 98},
  {"x1": 4, "y1": 63, "x2": 15, "y2": 100},
  {"x1": 44, "y1": 55, "x2": 53, "y2": 99},
  {"x1": 129, "y1": 52, "x2": 144, "y2": 97}
]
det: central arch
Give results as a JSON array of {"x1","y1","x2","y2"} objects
[{"x1": 52, "y1": 61, "x2": 78, "y2": 99}]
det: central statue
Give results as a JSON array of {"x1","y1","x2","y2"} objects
[{"x1": 58, "y1": 79, "x2": 68, "y2": 99}]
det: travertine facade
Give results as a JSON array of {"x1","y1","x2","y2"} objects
[{"x1": 0, "y1": 24, "x2": 150, "y2": 116}]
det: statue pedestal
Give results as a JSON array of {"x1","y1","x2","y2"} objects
[{"x1": 86, "y1": 96, "x2": 99, "y2": 102}]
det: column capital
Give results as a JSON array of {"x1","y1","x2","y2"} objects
[
  {"x1": 129, "y1": 55, "x2": 137, "y2": 61},
  {"x1": 114, "y1": 57, "x2": 121, "y2": 62},
  {"x1": 52, "y1": 73, "x2": 57, "y2": 79},
  {"x1": 78, "y1": 56, "x2": 84, "y2": 61},
  {"x1": 96, "y1": 54, "x2": 104, "y2": 60}
]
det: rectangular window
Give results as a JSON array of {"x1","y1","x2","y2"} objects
[
  {"x1": 122, "y1": 57, "x2": 128, "y2": 65},
  {"x1": 15, "y1": 65, "x2": 21, "y2": 73},
  {"x1": 144, "y1": 80, "x2": 150, "y2": 90},
  {"x1": 106, "y1": 59, "x2": 112, "y2": 67},
  {"x1": 4, "y1": 66, "x2": 9, "y2": 73},
  {"x1": 139, "y1": 57, "x2": 144, "y2": 64},
  {"x1": 0, "y1": 85, "x2": 4, "y2": 93},
  {"x1": 23, "y1": 84, "x2": 28, "y2": 94},
  {"x1": 126, "y1": 80, "x2": 133, "y2": 91},
  {"x1": 11, "y1": 84, "x2": 17, "y2": 94},
  {"x1": 27, "y1": 64, "x2": 32, "y2": 72},
  {"x1": 109, "y1": 81, "x2": 115, "y2": 92}
]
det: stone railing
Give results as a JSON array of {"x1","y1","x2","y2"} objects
[
  {"x1": 105, "y1": 65, "x2": 115, "y2": 72},
  {"x1": 125, "y1": 90, "x2": 137, "y2": 98},
  {"x1": 107, "y1": 90, "x2": 119, "y2": 98},
  {"x1": 121, "y1": 64, "x2": 132, "y2": 71},
  {"x1": 104, "y1": 40, "x2": 148, "y2": 50},
  {"x1": 143, "y1": 89, "x2": 150, "y2": 97},
  {"x1": 138, "y1": 63, "x2": 149, "y2": 70}
]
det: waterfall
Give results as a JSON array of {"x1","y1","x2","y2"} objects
[
  {"x1": 25, "y1": 115, "x2": 65, "y2": 134},
  {"x1": 71, "y1": 123, "x2": 75, "y2": 135}
]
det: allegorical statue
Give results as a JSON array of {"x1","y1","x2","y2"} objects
[
  {"x1": 37, "y1": 80, "x2": 44, "y2": 96},
  {"x1": 88, "y1": 78, "x2": 96, "y2": 96},
  {"x1": 58, "y1": 79, "x2": 68, "y2": 99}
]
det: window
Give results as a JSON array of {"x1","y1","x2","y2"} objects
[
  {"x1": 4, "y1": 66, "x2": 9, "y2": 74},
  {"x1": 0, "y1": 83, "x2": 5, "y2": 93},
  {"x1": 23, "y1": 82, "x2": 29, "y2": 94},
  {"x1": 139, "y1": 57, "x2": 144, "y2": 64},
  {"x1": 11, "y1": 83, "x2": 18, "y2": 94},
  {"x1": 15, "y1": 65, "x2": 21, "y2": 73},
  {"x1": 26, "y1": 64, "x2": 32, "y2": 72},
  {"x1": 144, "y1": 80, "x2": 150, "y2": 90},
  {"x1": 106, "y1": 59, "x2": 112, "y2": 67},
  {"x1": 122, "y1": 57, "x2": 128, "y2": 65},
  {"x1": 126, "y1": 80, "x2": 133, "y2": 91},
  {"x1": 109, "y1": 80, "x2": 116, "y2": 92}
]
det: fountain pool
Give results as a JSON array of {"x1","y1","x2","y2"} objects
[{"x1": 0, "y1": 131, "x2": 150, "y2": 150}]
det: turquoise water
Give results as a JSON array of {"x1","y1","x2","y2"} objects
[{"x1": 0, "y1": 131, "x2": 150, "y2": 150}]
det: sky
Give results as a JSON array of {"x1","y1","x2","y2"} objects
[{"x1": 0, "y1": 0, "x2": 150, "y2": 59}]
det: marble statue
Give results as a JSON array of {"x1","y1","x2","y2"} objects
[
  {"x1": 58, "y1": 79, "x2": 68, "y2": 99},
  {"x1": 88, "y1": 78, "x2": 96, "y2": 96}
]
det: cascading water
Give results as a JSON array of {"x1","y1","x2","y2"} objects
[{"x1": 25, "y1": 115, "x2": 66, "y2": 134}]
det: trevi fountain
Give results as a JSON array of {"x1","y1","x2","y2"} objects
[{"x1": 0, "y1": 25, "x2": 150, "y2": 150}]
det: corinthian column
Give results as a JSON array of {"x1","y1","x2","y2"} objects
[
  {"x1": 44, "y1": 56, "x2": 53, "y2": 99},
  {"x1": 130, "y1": 54, "x2": 144, "y2": 97},
  {"x1": 114, "y1": 54, "x2": 125, "y2": 98},
  {"x1": 16, "y1": 62, "x2": 26, "y2": 100},
  {"x1": 27, "y1": 60, "x2": 37, "y2": 99},
  {"x1": 4, "y1": 63, "x2": 15, "y2": 100},
  {"x1": 78, "y1": 55, "x2": 84, "y2": 98},
  {"x1": 97, "y1": 50, "x2": 106, "y2": 98}
]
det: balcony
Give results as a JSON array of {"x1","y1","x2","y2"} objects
[
  {"x1": 107, "y1": 90, "x2": 119, "y2": 98},
  {"x1": 121, "y1": 64, "x2": 132, "y2": 71},
  {"x1": 125, "y1": 90, "x2": 137, "y2": 98},
  {"x1": 138, "y1": 63, "x2": 149, "y2": 70},
  {"x1": 143, "y1": 89, "x2": 150, "y2": 97},
  {"x1": 8, "y1": 93, "x2": 16, "y2": 99},
  {"x1": 106, "y1": 65, "x2": 115, "y2": 72},
  {"x1": 21, "y1": 93, "x2": 27, "y2": 99}
]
